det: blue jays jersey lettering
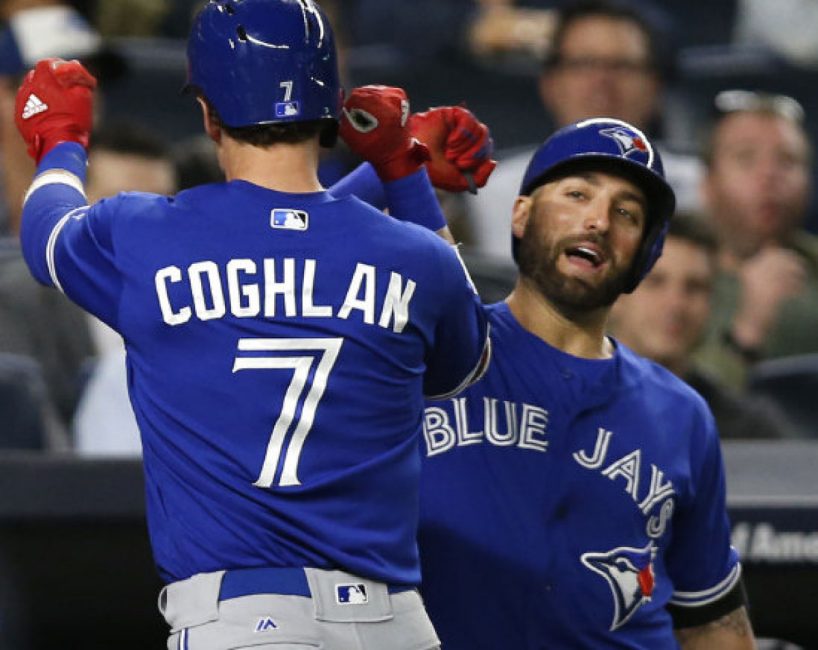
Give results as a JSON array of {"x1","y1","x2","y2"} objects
[
  {"x1": 154, "y1": 256, "x2": 417, "y2": 332},
  {"x1": 22, "y1": 144, "x2": 488, "y2": 586},
  {"x1": 418, "y1": 302, "x2": 740, "y2": 649}
]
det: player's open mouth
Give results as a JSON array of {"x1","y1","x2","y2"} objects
[{"x1": 565, "y1": 244, "x2": 606, "y2": 268}]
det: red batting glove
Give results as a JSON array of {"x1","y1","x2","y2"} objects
[
  {"x1": 15, "y1": 58, "x2": 97, "y2": 164},
  {"x1": 409, "y1": 106, "x2": 497, "y2": 193},
  {"x1": 339, "y1": 85, "x2": 430, "y2": 182}
]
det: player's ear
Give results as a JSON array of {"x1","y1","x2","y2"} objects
[
  {"x1": 197, "y1": 97, "x2": 222, "y2": 144},
  {"x1": 511, "y1": 195, "x2": 534, "y2": 239}
]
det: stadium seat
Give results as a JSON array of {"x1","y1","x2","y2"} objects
[{"x1": 748, "y1": 354, "x2": 818, "y2": 439}]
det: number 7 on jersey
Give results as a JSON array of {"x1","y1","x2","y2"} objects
[{"x1": 233, "y1": 337, "x2": 344, "y2": 488}]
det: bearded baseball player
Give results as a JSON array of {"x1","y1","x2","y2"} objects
[
  {"x1": 12, "y1": 1, "x2": 491, "y2": 648},
  {"x1": 341, "y1": 115, "x2": 756, "y2": 648}
]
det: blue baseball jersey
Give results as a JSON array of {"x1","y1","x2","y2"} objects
[
  {"x1": 418, "y1": 302, "x2": 740, "y2": 649},
  {"x1": 21, "y1": 143, "x2": 488, "y2": 586}
]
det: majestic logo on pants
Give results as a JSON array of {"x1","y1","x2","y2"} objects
[
  {"x1": 255, "y1": 616, "x2": 278, "y2": 632},
  {"x1": 336, "y1": 583, "x2": 369, "y2": 604},
  {"x1": 581, "y1": 543, "x2": 656, "y2": 630}
]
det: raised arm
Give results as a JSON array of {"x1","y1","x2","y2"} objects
[
  {"x1": 334, "y1": 85, "x2": 495, "y2": 241},
  {"x1": 14, "y1": 57, "x2": 96, "y2": 285}
]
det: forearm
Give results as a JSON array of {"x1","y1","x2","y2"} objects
[
  {"x1": 328, "y1": 163, "x2": 387, "y2": 210},
  {"x1": 330, "y1": 162, "x2": 450, "y2": 239},
  {"x1": 20, "y1": 142, "x2": 88, "y2": 287},
  {"x1": 675, "y1": 606, "x2": 756, "y2": 650}
]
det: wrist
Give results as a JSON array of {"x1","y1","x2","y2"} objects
[
  {"x1": 36, "y1": 141, "x2": 89, "y2": 180},
  {"x1": 375, "y1": 154, "x2": 424, "y2": 183},
  {"x1": 373, "y1": 139, "x2": 430, "y2": 183},
  {"x1": 383, "y1": 167, "x2": 446, "y2": 231},
  {"x1": 35, "y1": 129, "x2": 90, "y2": 164}
]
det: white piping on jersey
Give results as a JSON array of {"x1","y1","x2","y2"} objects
[
  {"x1": 23, "y1": 169, "x2": 86, "y2": 205},
  {"x1": 425, "y1": 326, "x2": 492, "y2": 400},
  {"x1": 46, "y1": 206, "x2": 88, "y2": 292},
  {"x1": 668, "y1": 562, "x2": 742, "y2": 607}
]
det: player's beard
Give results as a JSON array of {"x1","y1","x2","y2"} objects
[{"x1": 516, "y1": 211, "x2": 632, "y2": 313}]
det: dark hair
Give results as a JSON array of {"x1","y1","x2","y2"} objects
[
  {"x1": 205, "y1": 101, "x2": 330, "y2": 148},
  {"x1": 544, "y1": 0, "x2": 666, "y2": 76},
  {"x1": 90, "y1": 120, "x2": 170, "y2": 159},
  {"x1": 666, "y1": 213, "x2": 719, "y2": 255}
]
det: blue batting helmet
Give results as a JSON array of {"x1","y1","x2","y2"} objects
[
  {"x1": 186, "y1": 0, "x2": 340, "y2": 129},
  {"x1": 514, "y1": 118, "x2": 676, "y2": 293}
]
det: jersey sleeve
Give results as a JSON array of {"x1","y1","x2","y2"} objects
[
  {"x1": 20, "y1": 142, "x2": 123, "y2": 329},
  {"x1": 330, "y1": 163, "x2": 446, "y2": 232},
  {"x1": 423, "y1": 243, "x2": 490, "y2": 399},
  {"x1": 664, "y1": 408, "x2": 745, "y2": 627},
  {"x1": 328, "y1": 162, "x2": 387, "y2": 210}
]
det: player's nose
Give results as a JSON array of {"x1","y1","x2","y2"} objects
[{"x1": 582, "y1": 199, "x2": 611, "y2": 232}]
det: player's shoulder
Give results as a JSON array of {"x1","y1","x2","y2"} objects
[
  {"x1": 83, "y1": 191, "x2": 174, "y2": 241},
  {"x1": 93, "y1": 189, "x2": 174, "y2": 217},
  {"x1": 615, "y1": 340, "x2": 711, "y2": 416}
]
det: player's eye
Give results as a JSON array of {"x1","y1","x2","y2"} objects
[{"x1": 615, "y1": 204, "x2": 643, "y2": 225}]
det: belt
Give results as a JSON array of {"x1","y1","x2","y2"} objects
[{"x1": 219, "y1": 567, "x2": 414, "y2": 601}]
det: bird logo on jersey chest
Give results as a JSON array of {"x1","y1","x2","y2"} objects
[{"x1": 581, "y1": 542, "x2": 657, "y2": 630}]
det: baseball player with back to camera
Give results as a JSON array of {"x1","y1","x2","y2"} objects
[
  {"x1": 339, "y1": 106, "x2": 757, "y2": 648},
  {"x1": 12, "y1": 0, "x2": 496, "y2": 648}
]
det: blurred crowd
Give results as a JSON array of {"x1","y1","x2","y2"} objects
[{"x1": 1, "y1": 0, "x2": 817, "y2": 451}]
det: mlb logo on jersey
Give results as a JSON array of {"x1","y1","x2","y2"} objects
[
  {"x1": 336, "y1": 583, "x2": 369, "y2": 605},
  {"x1": 276, "y1": 101, "x2": 301, "y2": 118},
  {"x1": 271, "y1": 209, "x2": 309, "y2": 231}
]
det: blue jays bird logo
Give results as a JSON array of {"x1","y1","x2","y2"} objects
[
  {"x1": 600, "y1": 127, "x2": 649, "y2": 159},
  {"x1": 581, "y1": 543, "x2": 656, "y2": 630}
]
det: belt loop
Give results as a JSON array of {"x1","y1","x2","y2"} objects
[{"x1": 160, "y1": 571, "x2": 225, "y2": 633}]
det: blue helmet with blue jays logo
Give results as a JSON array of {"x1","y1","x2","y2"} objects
[
  {"x1": 186, "y1": 0, "x2": 340, "y2": 131},
  {"x1": 515, "y1": 118, "x2": 676, "y2": 293}
]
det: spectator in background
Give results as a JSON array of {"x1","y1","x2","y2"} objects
[
  {"x1": 464, "y1": 0, "x2": 703, "y2": 263},
  {"x1": 73, "y1": 121, "x2": 177, "y2": 456},
  {"x1": 609, "y1": 214, "x2": 793, "y2": 439},
  {"x1": 348, "y1": 0, "x2": 697, "y2": 65},
  {"x1": 733, "y1": 0, "x2": 818, "y2": 69},
  {"x1": 0, "y1": 246, "x2": 93, "y2": 434},
  {"x1": 467, "y1": 0, "x2": 556, "y2": 62},
  {"x1": 696, "y1": 90, "x2": 818, "y2": 388}
]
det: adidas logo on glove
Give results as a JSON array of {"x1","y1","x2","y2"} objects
[{"x1": 22, "y1": 93, "x2": 48, "y2": 120}]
